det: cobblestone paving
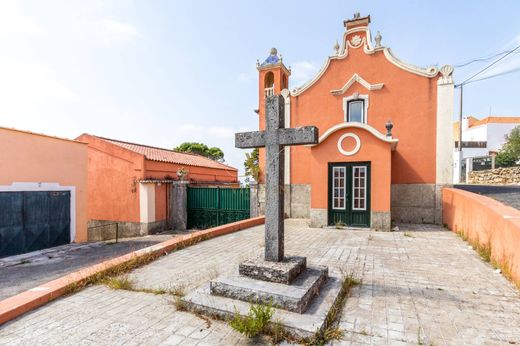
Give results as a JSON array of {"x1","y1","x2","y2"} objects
[{"x1": 1, "y1": 220, "x2": 520, "y2": 345}]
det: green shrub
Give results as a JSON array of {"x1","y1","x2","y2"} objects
[{"x1": 229, "y1": 300, "x2": 274, "y2": 337}]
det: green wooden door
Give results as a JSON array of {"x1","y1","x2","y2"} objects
[
  {"x1": 187, "y1": 187, "x2": 250, "y2": 229},
  {"x1": 328, "y1": 163, "x2": 370, "y2": 227}
]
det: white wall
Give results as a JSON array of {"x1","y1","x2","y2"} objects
[
  {"x1": 487, "y1": 123, "x2": 519, "y2": 151},
  {"x1": 462, "y1": 125, "x2": 487, "y2": 142}
]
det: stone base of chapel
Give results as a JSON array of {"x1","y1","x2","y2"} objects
[
  {"x1": 87, "y1": 219, "x2": 168, "y2": 241},
  {"x1": 253, "y1": 183, "x2": 446, "y2": 229},
  {"x1": 390, "y1": 183, "x2": 446, "y2": 225}
]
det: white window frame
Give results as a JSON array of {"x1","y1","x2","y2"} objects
[
  {"x1": 352, "y1": 166, "x2": 367, "y2": 211},
  {"x1": 332, "y1": 166, "x2": 346, "y2": 210},
  {"x1": 343, "y1": 93, "x2": 369, "y2": 123}
]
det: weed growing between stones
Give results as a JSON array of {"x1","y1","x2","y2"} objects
[
  {"x1": 404, "y1": 231, "x2": 415, "y2": 238},
  {"x1": 224, "y1": 273, "x2": 360, "y2": 345},
  {"x1": 229, "y1": 300, "x2": 275, "y2": 338},
  {"x1": 63, "y1": 233, "x2": 212, "y2": 297},
  {"x1": 452, "y1": 228, "x2": 520, "y2": 289},
  {"x1": 103, "y1": 275, "x2": 134, "y2": 290}
]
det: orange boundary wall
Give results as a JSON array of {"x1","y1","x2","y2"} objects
[
  {"x1": 443, "y1": 188, "x2": 520, "y2": 286},
  {"x1": 0, "y1": 216, "x2": 265, "y2": 326}
]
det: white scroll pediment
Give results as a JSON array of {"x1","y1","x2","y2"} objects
[{"x1": 330, "y1": 74, "x2": 384, "y2": 96}]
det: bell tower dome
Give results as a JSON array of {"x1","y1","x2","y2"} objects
[{"x1": 257, "y1": 48, "x2": 291, "y2": 107}]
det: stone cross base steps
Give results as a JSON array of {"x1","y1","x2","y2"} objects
[
  {"x1": 238, "y1": 256, "x2": 306, "y2": 284},
  {"x1": 182, "y1": 255, "x2": 342, "y2": 339},
  {"x1": 210, "y1": 265, "x2": 328, "y2": 313}
]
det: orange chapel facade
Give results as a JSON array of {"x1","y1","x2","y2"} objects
[{"x1": 255, "y1": 14, "x2": 455, "y2": 230}]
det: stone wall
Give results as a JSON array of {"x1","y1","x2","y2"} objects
[
  {"x1": 391, "y1": 184, "x2": 444, "y2": 225},
  {"x1": 256, "y1": 184, "x2": 311, "y2": 219},
  {"x1": 469, "y1": 166, "x2": 520, "y2": 184},
  {"x1": 87, "y1": 220, "x2": 167, "y2": 241}
]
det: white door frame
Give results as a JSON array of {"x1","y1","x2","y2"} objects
[{"x1": 0, "y1": 182, "x2": 76, "y2": 242}]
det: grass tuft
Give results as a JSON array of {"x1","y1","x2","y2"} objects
[
  {"x1": 229, "y1": 300, "x2": 275, "y2": 338},
  {"x1": 102, "y1": 276, "x2": 134, "y2": 290}
]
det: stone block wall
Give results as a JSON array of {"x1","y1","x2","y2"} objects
[
  {"x1": 87, "y1": 220, "x2": 167, "y2": 241},
  {"x1": 390, "y1": 184, "x2": 444, "y2": 225},
  {"x1": 469, "y1": 166, "x2": 520, "y2": 184},
  {"x1": 256, "y1": 184, "x2": 311, "y2": 219}
]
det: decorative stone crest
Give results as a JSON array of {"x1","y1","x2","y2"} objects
[
  {"x1": 438, "y1": 64, "x2": 454, "y2": 85},
  {"x1": 350, "y1": 35, "x2": 362, "y2": 47}
]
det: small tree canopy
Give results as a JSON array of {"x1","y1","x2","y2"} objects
[
  {"x1": 174, "y1": 142, "x2": 225, "y2": 162},
  {"x1": 244, "y1": 148, "x2": 259, "y2": 184},
  {"x1": 496, "y1": 125, "x2": 520, "y2": 167}
]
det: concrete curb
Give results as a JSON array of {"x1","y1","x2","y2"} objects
[{"x1": 0, "y1": 216, "x2": 265, "y2": 326}]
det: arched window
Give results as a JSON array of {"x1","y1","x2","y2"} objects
[
  {"x1": 264, "y1": 72, "x2": 274, "y2": 88},
  {"x1": 264, "y1": 72, "x2": 275, "y2": 97}
]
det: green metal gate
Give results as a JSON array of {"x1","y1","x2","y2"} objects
[
  {"x1": 187, "y1": 187, "x2": 250, "y2": 229},
  {"x1": 0, "y1": 191, "x2": 71, "y2": 258}
]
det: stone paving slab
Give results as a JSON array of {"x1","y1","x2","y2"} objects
[{"x1": 1, "y1": 220, "x2": 520, "y2": 345}]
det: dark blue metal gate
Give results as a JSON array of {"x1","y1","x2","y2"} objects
[{"x1": 0, "y1": 191, "x2": 70, "y2": 258}]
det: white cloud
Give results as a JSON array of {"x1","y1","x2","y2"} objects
[
  {"x1": 0, "y1": 60, "x2": 76, "y2": 118},
  {"x1": 179, "y1": 124, "x2": 238, "y2": 141},
  {"x1": 290, "y1": 60, "x2": 319, "y2": 87},
  {"x1": 102, "y1": 19, "x2": 141, "y2": 41},
  {"x1": 0, "y1": 1, "x2": 43, "y2": 38}
]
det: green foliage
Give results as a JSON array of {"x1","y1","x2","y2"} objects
[
  {"x1": 229, "y1": 300, "x2": 274, "y2": 338},
  {"x1": 496, "y1": 150, "x2": 518, "y2": 167},
  {"x1": 174, "y1": 142, "x2": 224, "y2": 162},
  {"x1": 244, "y1": 148, "x2": 260, "y2": 184},
  {"x1": 496, "y1": 126, "x2": 520, "y2": 167}
]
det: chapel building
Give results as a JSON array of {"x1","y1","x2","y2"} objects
[{"x1": 254, "y1": 14, "x2": 455, "y2": 230}]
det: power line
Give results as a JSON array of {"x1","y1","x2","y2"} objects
[
  {"x1": 454, "y1": 48, "x2": 520, "y2": 68},
  {"x1": 456, "y1": 43, "x2": 520, "y2": 87}
]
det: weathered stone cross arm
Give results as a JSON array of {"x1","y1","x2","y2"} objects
[{"x1": 235, "y1": 127, "x2": 319, "y2": 149}]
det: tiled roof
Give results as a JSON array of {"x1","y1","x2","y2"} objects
[
  {"x1": 471, "y1": 116, "x2": 520, "y2": 127},
  {"x1": 96, "y1": 136, "x2": 237, "y2": 171},
  {"x1": 453, "y1": 116, "x2": 520, "y2": 140}
]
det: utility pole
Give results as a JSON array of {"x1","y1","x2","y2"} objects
[{"x1": 458, "y1": 84, "x2": 463, "y2": 151}]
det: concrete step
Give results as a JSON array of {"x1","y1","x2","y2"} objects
[{"x1": 210, "y1": 266, "x2": 328, "y2": 313}]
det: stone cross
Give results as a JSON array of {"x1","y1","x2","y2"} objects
[{"x1": 235, "y1": 95, "x2": 318, "y2": 262}]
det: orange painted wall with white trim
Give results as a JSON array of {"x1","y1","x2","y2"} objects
[
  {"x1": 0, "y1": 128, "x2": 88, "y2": 242},
  {"x1": 309, "y1": 127, "x2": 392, "y2": 212}
]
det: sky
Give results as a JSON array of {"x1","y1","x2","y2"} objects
[{"x1": 1, "y1": 1, "x2": 520, "y2": 177}]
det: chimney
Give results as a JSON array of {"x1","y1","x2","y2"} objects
[
  {"x1": 344, "y1": 13, "x2": 371, "y2": 30},
  {"x1": 462, "y1": 116, "x2": 470, "y2": 130}
]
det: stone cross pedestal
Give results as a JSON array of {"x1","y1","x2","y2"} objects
[
  {"x1": 183, "y1": 96, "x2": 340, "y2": 336},
  {"x1": 236, "y1": 95, "x2": 318, "y2": 262}
]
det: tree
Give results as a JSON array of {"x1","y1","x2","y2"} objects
[
  {"x1": 244, "y1": 148, "x2": 259, "y2": 184},
  {"x1": 174, "y1": 142, "x2": 224, "y2": 162},
  {"x1": 496, "y1": 126, "x2": 520, "y2": 167}
]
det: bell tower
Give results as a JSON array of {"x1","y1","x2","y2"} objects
[
  {"x1": 257, "y1": 48, "x2": 291, "y2": 119},
  {"x1": 255, "y1": 48, "x2": 291, "y2": 184}
]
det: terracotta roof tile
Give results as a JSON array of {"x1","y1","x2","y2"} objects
[
  {"x1": 471, "y1": 116, "x2": 520, "y2": 127},
  {"x1": 96, "y1": 136, "x2": 237, "y2": 171}
]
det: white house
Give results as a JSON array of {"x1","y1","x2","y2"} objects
[{"x1": 454, "y1": 116, "x2": 520, "y2": 159}]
